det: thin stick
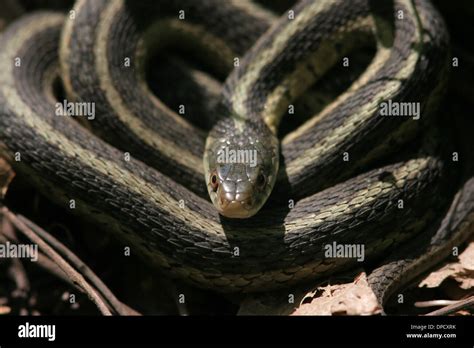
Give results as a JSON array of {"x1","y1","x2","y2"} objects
[
  {"x1": 2, "y1": 207, "x2": 112, "y2": 315},
  {"x1": 425, "y1": 295, "x2": 474, "y2": 316},
  {"x1": 415, "y1": 299, "x2": 460, "y2": 308},
  {"x1": 26, "y1": 251, "x2": 139, "y2": 315},
  {"x1": 17, "y1": 214, "x2": 138, "y2": 315}
]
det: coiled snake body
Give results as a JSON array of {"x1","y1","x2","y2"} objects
[{"x1": 1, "y1": 0, "x2": 473, "y2": 307}]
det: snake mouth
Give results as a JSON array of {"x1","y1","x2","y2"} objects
[{"x1": 217, "y1": 194, "x2": 255, "y2": 218}]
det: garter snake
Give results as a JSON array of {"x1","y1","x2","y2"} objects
[{"x1": 0, "y1": 0, "x2": 473, "y2": 308}]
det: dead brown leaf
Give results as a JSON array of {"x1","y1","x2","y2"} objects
[
  {"x1": 420, "y1": 241, "x2": 474, "y2": 290},
  {"x1": 238, "y1": 272, "x2": 381, "y2": 316},
  {"x1": 292, "y1": 273, "x2": 381, "y2": 315}
]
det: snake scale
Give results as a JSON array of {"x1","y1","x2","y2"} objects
[{"x1": 1, "y1": 0, "x2": 473, "y2": 309}]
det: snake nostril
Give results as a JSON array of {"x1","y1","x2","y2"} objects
[{"x1": 243, "y1": 197, "x2": 253, "y2": 208}]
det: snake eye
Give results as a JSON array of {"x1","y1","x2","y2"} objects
[
  {"x1": 210, "y1": 172, "x2": 219, "y2": 192},
  {"x1": 256, "y1": 173, "x2": 266, "y2": 189}
]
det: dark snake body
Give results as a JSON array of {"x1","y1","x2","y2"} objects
[{"x1": 0, "y1": 0, "x2": 473, "y2": 309}]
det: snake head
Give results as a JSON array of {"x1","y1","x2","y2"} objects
[{"x1": 204, "y1": 118, "x2": 279, "y2": 218}]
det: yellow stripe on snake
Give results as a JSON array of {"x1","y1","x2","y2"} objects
[{"x1": 0, "y1": 0, "x2": 473, "y2": 308}]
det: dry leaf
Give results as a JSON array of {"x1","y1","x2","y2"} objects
[
  {"x1": 420, "y1": 242, "x2": 474, "y2": 290},
  {"x1": 459, "y1": 242, "x2": 474, "y2": 271},
  {"x1": 238, "y1": 272, "x2": 382, "y2": 316},
  {"x1": 291, "y1": 273, "x2": 381, "y2": 315}
]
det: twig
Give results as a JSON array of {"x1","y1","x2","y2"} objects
[
  {"x1": 3, "y1": 221, "x2": 30, "y2": 296},
  {"x1": 425, "y1": 295, "x2": 474, "y2": 316},
  {"x1": 0, "y1": 216, "x2": 31, "y2": 314},
  {"x1": 415, "y1": 299, "x2": 460, "y2": 308},
  {"x1": 2, "y1": 207, "x2": 112, "y2": 315},
  {"x1": 35, "y1": 252, "x2": 75, "y2": 286},
  {"x1": 8, "y1": 258, "x2": 30, "y2": 297},
  {"x1": 17, "y1": 214, "x2": 139, "y2": 315}
]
